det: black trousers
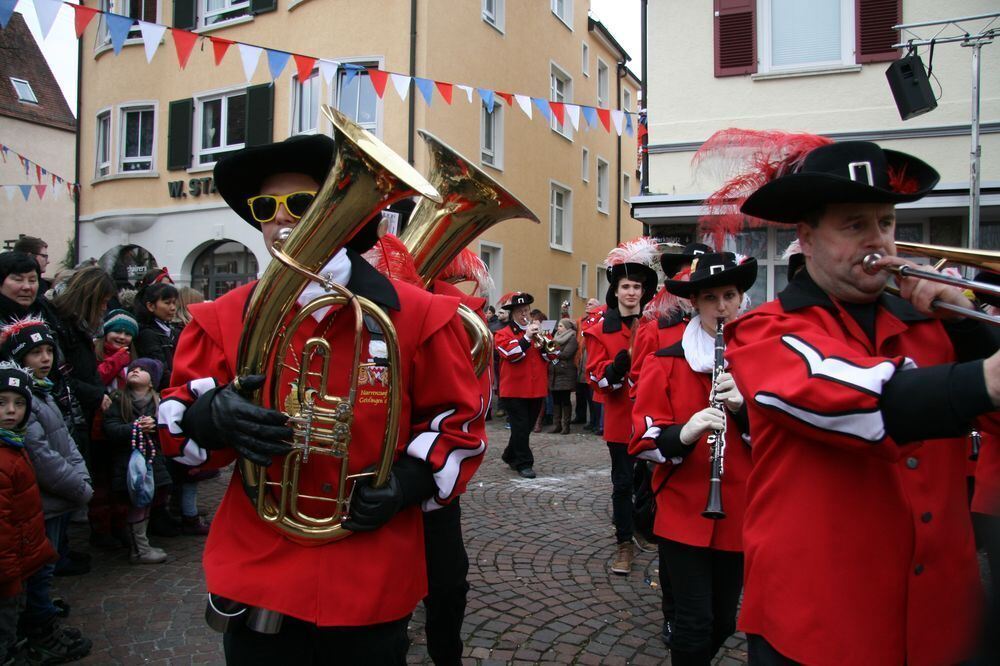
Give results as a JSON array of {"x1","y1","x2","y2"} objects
[
  {"x1": 659, "y1": 538, "x2": 744, "y2": 666},
  {"x1": 607, "y1": 442, "x2": 635, "y2": 544},
  {"x1": 502, "y1": 397, "x2": 542, "y2": 471},
  {"x1": 747, "y1": 634, "x2": 799, "y2": 665},
  {"x1": 223, "y1": 614, "x2": 410, "y2": 665},
  {"x1": 573, "y1": 382, "x2": 589, "y2": 421},
  {"x1": 423, "y1": 499, "x2": 469, "y2": 666}
]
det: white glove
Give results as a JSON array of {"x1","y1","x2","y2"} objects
[
  {"x1": 679, "y1": 407, "x2": 726, "y2": 446},
  {"x1": 714, "y1": 372, "x2": 744, "y2": 412}
]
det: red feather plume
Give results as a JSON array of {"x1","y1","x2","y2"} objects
[
  {"x1": 438, "y1": 248, "x2": 493, "y2": 295},
  {"x1": 361, "y1": 234, "x2": 423, "y2": 288}
]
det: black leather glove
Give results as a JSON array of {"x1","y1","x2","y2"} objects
[
  {"x1": 606, "y1": 349, "x2": 632, "y2": 384},
  {"x1": 342, "y1": 456, "x2": 436, "y2": 533},
  {"x1": 180, "y1": 374, "x2": 293, "y2": 467}
]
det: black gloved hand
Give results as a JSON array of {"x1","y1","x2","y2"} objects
[
  {"x1": 342, "y1": 456, "x2": 436, "y2": 533},
  {"x1": 606, "y1": 349, "x2": 631, "y2": 383},
  {"x1": 180, "y1": 374, "x2": 293, "y2": 467}
]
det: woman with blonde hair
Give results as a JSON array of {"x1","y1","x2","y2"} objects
[{"x1": 174, "y1": 287, "x2": 204, "y2": 326}]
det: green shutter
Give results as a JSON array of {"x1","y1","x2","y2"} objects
[
  {"x1": 245, "y1": 84, "x2": 274, "y2": 147},
  {"x1": 250, "y1": 0, "x2": 277, "y2": 14},
  {"x1": 173, "y1": 0, "x2": 196, "y2": 30},
  {"x1": 167, "y1": 98, "x2": 193, "y2": 171}
]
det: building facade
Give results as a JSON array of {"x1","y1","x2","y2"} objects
[
  {"x1": 633, "y1": 0, "x2": 999, "y2": 308},
  {"x1": 76, "y1": 0, "x2": 642, "y2": 315}
]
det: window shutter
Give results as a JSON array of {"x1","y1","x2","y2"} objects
[
  {"x1": 172, "y1": 0, "x2": 196, "y2": 30},
  {"x1": 856, "y1": 0, "x2": 900, "y2": 64},
  {"x1": 245, "y1": 84, "x2": 274, "y2": 148},
  {"x1": 714, "y1": 0, "x2": 756, "y2": 77},
  {"x1": 167, "y1": 98, "x2": 193, "y2": 171},
  {"x1": 250, "y1": 0, "x2": 277, "y2": 15}
]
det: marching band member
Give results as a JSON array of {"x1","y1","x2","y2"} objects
[
  {"x1": 716, "y1": 135, "x2": 1000, "y2": 665},
  {"x1": 494, "y1": 292, "x2": 554, "y2": 479},
  {"x1": 584, "y1": 239, "x2": 659, "y2": 575},
  {"x1": 157, "y1": 134, "x2": 486, "y2": 664},
  {"x1": 629, "y1": 252, "x2": 756, "y2": 665}
]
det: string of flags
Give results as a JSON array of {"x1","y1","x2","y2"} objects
[
  {"x1": 0, "y1": 0, "x2": 641, "y2": 137},
  {"x1": 0, "y1": 142, "x2": 78, "y2": 200},
  {"x1": 1, "y1": 183, "x2": 61, "y2": 201}
]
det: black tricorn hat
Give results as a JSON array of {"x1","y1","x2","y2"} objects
[
  {"x1": 660, "y1": 242, "x2": 712, "y2": 278},
  {"x1": 605, "y1": 262, "x2": 659, "y2": 310},
  {"x1": 741, "y1": 141, "x2": 939, "y2": 224},
  {"x1": 664, "y1": 252, "x2": 758, "y2": 299},
  {"x1": 501, "y1": 292, "x2": 534, "y2": 310}
]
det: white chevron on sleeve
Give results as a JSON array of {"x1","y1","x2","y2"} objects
[
  {"x1": 782, "y1": 335, "x2": 915, "y2": 394},
  {"x1": 755, "y1": 393, "x2": 886, "y2": 441}
]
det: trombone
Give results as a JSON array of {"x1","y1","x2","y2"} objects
[{"x1": 862, "y1": 241, "x2": 1000, "y2": 326}]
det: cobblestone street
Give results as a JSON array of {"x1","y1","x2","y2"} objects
[{"x1": 58, "y1": 421, "x2": 748, "y2": 665}]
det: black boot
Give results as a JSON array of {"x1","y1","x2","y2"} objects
[{"x1": 148, "y1": 505, "x2": 182, "y2": 537}]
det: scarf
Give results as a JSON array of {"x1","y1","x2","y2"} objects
[
  {"x1": 32, "y1": 376, "x2": 55, "y2": 394},
  {"x1": 552, "y1": 328, "x2": 576, "y2": 346},
  {"x1": 0, "y1": 427, "x2": 25, "y2": 448},
  {"x1": 298, "y1": 249, "x2": 352, "y2": 322},
  {"x1": 130, "y1": 390, "x2": 153, "y2": 413},
  {"x1": 682, "y1": 315, "x2": 728, "y2": 375}
]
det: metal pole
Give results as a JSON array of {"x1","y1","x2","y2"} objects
[{"x1": 968, "y1": 40, "x2": 982, "y2": 249}]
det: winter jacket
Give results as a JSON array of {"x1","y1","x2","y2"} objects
[
  {"x1": 0, "y1": 444, "x2": 57, "y2": 598},
  {"x1": 102, "y1": 392, "x2": 171, "y2": 494},
  {"x1": 24, "y1": 391, "x2": 93, "y2": 519},
  {"x1": 51, "y1": 316, "x2": 105, "y2": 426},
  {"x1": 547, "y1": 335, "x2": 578, "y2": 392},
  {"x1": 135, "y1": 320, "x2": 180, "y2": 390}
]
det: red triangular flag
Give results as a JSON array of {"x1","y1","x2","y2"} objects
[
  {"x1": 72, "y1": 5, "x2": 98, "y2": 38},
  {"x1": 549, "y1": 101, "x2": 565, "y2": 126},
  {"x1": 597, "y1": 108, "x2": 611, "y2": 132},
  {"x1": 368, "y1": 68, "x2": 389, "y2": 99},
  {"x1": 293, "y1": 55, "x2": 316, "y2": 82},
  {"x1": 35, "y1": 164, "x2": 42, "y2": 183},
  {"x1": 435, "y1": 81, "x2": 453, "y2": 105},
  {"x1": 35, "y1": 185, "x2": 47, "y2": 199},
  {"x1": 171, "y1": 29, "x2": 199, "y2": 69},
  {"x1": 210, "y1": 37, "x2": 233, "y2": 66},
  {"x1": 495, "y1": 91, "x2": 513, "y2": 106}
]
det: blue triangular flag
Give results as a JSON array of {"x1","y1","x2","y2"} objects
[
  {"x1": 582, "y1": 106, "x2": 598, "y2": 129},
  {"x1": 342, "y1": 63, "x2": 365, "y2": 88},
  {"x1": 41, "y1": 168, "x2": 47, "y2": 176},
  {"x1": 625, "y1": 113, "x2": 634, "y2": 137},
  {"x1": 0, "y1": 0, "x2": 17, "y2": 29},
  {"x1": 531, "y1": 97, "x2": 552, "y2": 122},
  {"x1": 414, "y1": 78, "x2": 434, "y2": 106},
  {"x1": 266, "y1": 49, "x2": 290, "y2": 80},
  {"x1": 105, "y1": 13, "x2": 134, "y2": 55},
  {"x1": 477, "y1": 88, "x2": 494, "y2": 113},
  {"x1": 19, "y1": 185, "x2": 32, "y2": 201}
]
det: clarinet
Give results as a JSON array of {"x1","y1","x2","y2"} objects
[{"x1": 702, "y1": 319, "x2": 727, "y2": 520}]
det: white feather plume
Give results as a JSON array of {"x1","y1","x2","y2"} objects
[{"x1": 602, "y1": 236, "x2": 659, "y2": 270}]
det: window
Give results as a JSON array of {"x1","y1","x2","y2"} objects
[
  {"x1": 482, "y1": 0, "x2": 504, "y2": 31},
  {"x1": 579, "y1": 263, "x2": 589, "y2": 298},
  {"x1": 479, "y1": 242, "x2": 503, "y2": 306},
  {"x1": 596, "y1": 158, "x2": 609, "y2": 212},
  {"x1": 99, "y1": 0, "x2": 156, "y2": 42},
  {"x1": 199, "y1": 0, "x2": 250, "y2": 28},
  {"x1": 551, "y1": 0, "x2": 571, "y2": 28},
  {"x1": 120, "y1": 105, "x2": 155, "y2": 173},
  {"x1": 549, "y1": 182, "x2": 572, "y2": 251},
  {"x1": 336, "y1": 66, "x2": 379, "y2": 134},
  {"x1": 597, "y1": 59, "x2": 609, "y2": 108},
  {"x1": 96, "y1": 110, "x2": 111, "y2": 178},
  {"x1": 10, "y1": 78, "x2": 37, "y2": 103},
  {"x1": 195, "y1": 90, "x2": 246, "y2": 165},
  {"x1": 550, "y1": 64, "x2": 573, "y2": 139},
  {"x1": 758, "y1": 0, "x2": 853, "y2": 73},
  {"x1": 581, "y1": 147, "x2": 589, "y2": 182},
  {"x1": 622, "y1": 173, "x2": 631, "y2": 202},
  {"x1": 481, "y1": 102, "x2": 503, "y2": 169},
  {"x1": 292, "y1": 70, "x2": 320, "y2": 135},
  {"x1": 623, "y1": 88, "x2": 632, "y2": 112},
  {"x1": 191, "y1": 240, "x2": 259, "y2": 300},
  {"x1": 548, "y1": 287, "x2": 572, "y2": 321},
  {"x1": 582, "y1": 43, "x2": 589, "y2": 76}
]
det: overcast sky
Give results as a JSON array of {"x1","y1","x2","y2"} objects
[{"x1": 17, "y1": 0, "x2": 641, "y2": 115}]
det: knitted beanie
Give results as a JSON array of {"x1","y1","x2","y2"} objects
[
  {"x1": 103, "y1": 309, "x2": 139, "y2": 337},
  {"x1": 0, "y1": 317, "x2": 56, "y2": 363},
  {"x1": 128, "y1": 358, "x2": 163, "y2": 389},
  {"x1": 0, "y1": 361, "x2": 33, "y2": 428}
]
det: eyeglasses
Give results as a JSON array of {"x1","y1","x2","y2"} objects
[{"x1": 246, "y1": 191, "x2": 317, "y2": 224}]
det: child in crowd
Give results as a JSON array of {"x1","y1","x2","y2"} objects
[
  {"x1": 102, "y1": 358, "x2": 173, "y2": 564},
  {"x1": 96, "y1": 309, "x2": 137, "y2": 390},
  {"x1": 0, "y1": 362, "x2": 57, "y2": 664},
  {"x1": 135, "y1": 283, "x2": 180, "y2": 392},
  {"x1": 0, "y1": 319, "x2": 92, "y2": 663}
]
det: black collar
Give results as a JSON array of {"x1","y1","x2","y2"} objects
[
  {"x1": 602, "y1": 307, "x2": 641, "y2": 333},
  {"x1": 778, "y1": 267, "x2": 929, "y2": 323},
  {"x1": 654, "y1": 340, "x2": 684, "y2": 357},
  {"x1": 345, "y1": 249, "x2": 400, "y2": 311}
]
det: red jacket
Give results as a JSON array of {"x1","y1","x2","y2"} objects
[
  {"x1": 0, "y1": 444, "x2": 57, "y2": 598},
  {"x1": 583, "y1": 308, "x2": 637, "y2": 443},
  {"x1": 629, "y1": 339, "x2": 750, "y2": 551},
  {"x1": 973, "y1": 431, "x2": 1000, "y2": 516},
  {"x1": 494, "y1": 323, "x2": 553, "y2": 399},
  {"x1": 629, "y1": 316, "x2": 686, "y2": 395},
  {"x1": 159, "y1": 256, "x2": 486, "y2": 627},
  {"x1": 726, "y1": 275, "x2": 986, "y2": 666}
]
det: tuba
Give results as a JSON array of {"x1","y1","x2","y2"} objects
[
  {"x1": 400, "y1": 130, "x2": 539, "y2": 374},
  {"x1": 235, "y1": 106, "x2": 441, "y2": 543}
]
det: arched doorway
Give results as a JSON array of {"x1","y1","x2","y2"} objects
[{"x1": 191, "y1": 240, "x2": 258, "y2": 299}]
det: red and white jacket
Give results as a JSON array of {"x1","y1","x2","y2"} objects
[
  {"x1": 583, "y1": 308, "x2": 637, "y2": 443},
  {"x1": 494, "y1": 322, "x2": 554, "y2": 399},
  {"x1": 629, "y1": 315, "x2": 686, "y2": 397},
  {"x1": 158, "y1": 254, "x2": 486, "y2": 627}
]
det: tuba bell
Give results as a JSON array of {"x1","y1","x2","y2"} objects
[{"x1": 235, "y1": 106, "x2": 441, "y2": 543}]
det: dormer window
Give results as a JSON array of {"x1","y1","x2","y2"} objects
[{"x1": 11, "y1": 78, "x2": 37, "y2": 104}]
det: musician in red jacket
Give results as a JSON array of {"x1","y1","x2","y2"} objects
[
  {"x1": 718, "y1": 136, "x2": 1000, "y2": 665},
  {"x1": 630, "y1": 252, "x2": 757, "y2": 665},
  {"x1": 157, "y1": 135, "x2": 486, "y2": 664},
  {"x1": 584, "y1": 239, "x2": 659, "y2": 575}
]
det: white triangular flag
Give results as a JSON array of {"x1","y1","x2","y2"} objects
[
  {"x1": 565, "y1": 104, "x2": 580, "y2": 131},
  {"x1": 238, "y1": 43, "x2": 262, "y2": 82},
  {"x1": 33, "y1": 0, "x2": 62, "y2": 39},
  {"x1": 319, "y1": 59, "x2": 339, "y2": 86},
  {"x1": 390, "y1": 73, "x2": 410, "y2": 100},
  {"x1": 514, "y1": 94, "x2": 533, "y2": 119},
  {"x1": 4, "y1": 186, "x2": 15, "y2": 202},
  {"x1": 456, "y1": 85, "x2": 473, "y2": 103},
  {"x1": 138, "y1": 21, "x2": 166, "y2": 63},
  {"x1": 611, "y1": 110, "x2": 624, "y2": 136}
]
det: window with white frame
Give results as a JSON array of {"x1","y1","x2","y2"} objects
[
  {"x1": 549, "y1": 182, "x2": 572, "y2": 251},
  {"x1": 550, "y1": 64, "x2": 573, "y2": 139},
  {"x1": 194, "y1": 90, "x2": 246, "y2": 165},
  {"x1": 292, "y1": 69, "x2": 320, "y2": 135},
  {"x1": 581, "y1": 147, "x2": 589, "y2": 182},
  {"x1": 95, "y1": 110, "x2": 111, "y2": 178},
  {"x1": 482, "y1": 0, "x2": 504, "y2": 31},
  {"x1": 10, "y1": 78, "x2": 37, "y2": 103},
  {"x1": 199, "y1": 0, "x2": 250, "y2": 28},
  {"x1": 596, "y1": 158, "x2": 609, "y2": 212},
  {"x1": 119, "y1": 105, "x2": 155, "y2": 173},
  {"x1": 758, "y1": 0, "x2": 854, "y2": 73},
  {"x1": 551, "y1": 0, "x2": 571, "y2": 27},
  {"x1": 481, "y1": 102, "x2": 503, "y2": 169},
  {"x1": 622, "y1": 173, "x2": 631, "y2": 202},
  {"x1": 579, "y1": 263, "x2": 589, "y2": 298},
  {"x1": 623, "y1": 87, "x2": 632, "y2": 112},
  {"x1": 479, "y1": 242, "x2": 502, "y2": 306},
  {"x1": 597, "y1": 59, "x2": 609, "y2": 108},
  {"x1": 336, "y1": 66, "x2": 379, "y2": 135},
  {"x1": 582, "y1": 43, "x2": 589, "y2": 76},
  {"x1": 99, "y1": 0, "x2": 157, "y2": 42}
]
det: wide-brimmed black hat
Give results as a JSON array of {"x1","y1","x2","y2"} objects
[
  {"x1": 501, "y1": 292, "x2": 534, "y2": 310},
  {"x1": 660, "y1": 242, "x2": 712, "y2": 277},
  {"x1": 605, "y1": 263, "x2": 659, "y2": 310},
  {"x1": 741, "y1": 141, "x2": 939, "y2": 224},
  {"x1": 664, "y1": 252, "x2": 757, "y2": 299}
]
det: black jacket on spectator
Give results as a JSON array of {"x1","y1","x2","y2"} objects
[
  {"x1": 135, "y1": 321, "x2": 180, "y2": 391},
  {"x1": 51, "y1": 317, "x2": 106, "y2": 456},
  {"x1": 102, "y1": 392, "x2": 171, "y2": 494}
]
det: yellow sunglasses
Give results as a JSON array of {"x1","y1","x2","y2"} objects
[{"x1": 246, "y1": 190, "x2": 317, "y2": 224}]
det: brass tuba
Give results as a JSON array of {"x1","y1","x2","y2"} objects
[
  {"x1": 235, "y1": 106, "x2": 441, "y2": 543},
  {"x1": 400, "y1": 130, "x2": 539, "y2": 374}
]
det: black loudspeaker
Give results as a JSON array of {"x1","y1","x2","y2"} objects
[{"x1": 886, "y1": 54, "x2": 938, "y2": 121}]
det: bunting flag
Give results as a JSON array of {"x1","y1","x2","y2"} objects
[
  {"x1": 368, "y1": 68, "x2": 389, "y2": 98},
  {"x1": 582, "y1": 105, "x2": 597, "y2": 128},
  {"x1": 237, "y1": 43, "x2": 261, "y2": 82},
  {"x1": 266, "y1": 49, "x2": 290, "y2": 80},
  {"x1": 495, "y1": 91, "x2": 513, "y2": 107},
  {"x1": 514, "y1": 94, "x2": 532, "y2": 119},
  {"x1": 105, "y1": 12, "x2": 133, "y2": 54},
  {"x1": 625, "y1": 113, "x2": 634, "y2": 137},
  {"x1": 71, "y1": 4, "x2": 97, "y2": 37},
  {"x1": 549, "y1": 101, "x2": 565, "y2": 126},
  {"x1": 414, "y1": 77, "x2": 434, "y2": 106},
  {"x1": 477, "y1": 88, "x2": 494, "y2": 113},
  {"x1": 389, "y1": 73, "x2": 410, "y2": 100},
  {"x1": 611, "y1": 109, "x2": 624, "y2": 136},
  {"x1": 596, "y1": 108, "x2": 611, "y2": 132},
  {"x1": 435, "y1": 81, "x2": 453, "y2": 105},
  {"x1": 35, "y1": 164, "x2": 41, "y2": 183},
  {"x1": 0, "y1": 143, "x2": 77, "y2": 190},
  {"x1": 531, "y1": 97, "x2": 552, "y2": 122},
  {"x1": 33, "y1": 0, "x2": 61, "y2": 39},
  {"x1": 565, "y1": 104, "x2": 580, "y2": 131},
  {"x1": 34, "y1": 184, "x2": 46, "y2": 199},
  {"x1": 319, "y1": 58, "x2": 339, "y2": 85},
  {"x1": 171, "y1": 28, "x2": 198, "y2": 68},
  {"x1": 210, "y1": 36, "x2": 232, "y2": 66},
  {"x1": 18, "y1": 185, "x2": 31, "y2": 201},
  {"x1": 342, "y1": 63, "x2": 364, "y2": 88},
  {"x1": 455, "y1": 85, "x2": 473, "y2": 104},
  {"x1": 293, "y1": 54, "x2": 316, "y2": 81},
  {"x1": 138, "y1": 20, "x2": 166, "y2": 63},
  {"x1": 0, "y1": 0, "x2": 16, "y2": 28},
  {"x1": 4, "y1": 187, "x2": 15, "y2": 202}
]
